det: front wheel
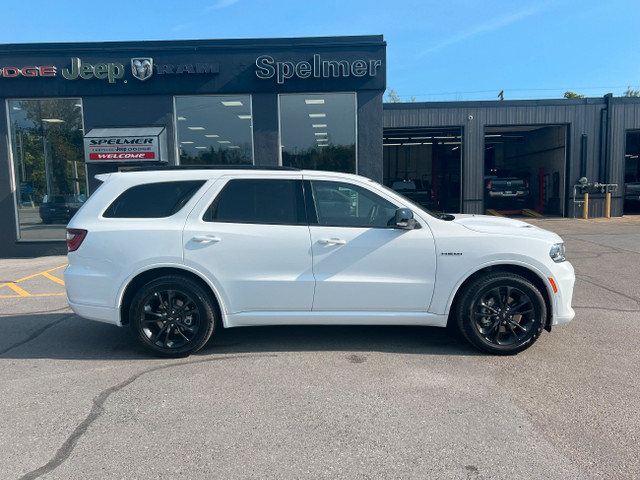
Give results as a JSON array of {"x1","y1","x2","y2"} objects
[
  {"x1": 455, "y1": 273, "x2": 547, "y2": 355},
  {"x1": 129, "y1": 275, "x2": 216, "y2": 358}
]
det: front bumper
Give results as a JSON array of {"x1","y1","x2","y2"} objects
[{"x1": 550, "y1": 260, "x2": 575, "y2": 325}]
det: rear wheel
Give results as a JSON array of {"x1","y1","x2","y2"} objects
[
  {"x1": 129, "y1": 275, "x2": 216, "y2": 358},
  {"x1": 455, "y1": 273, "x2": 546, "y2": 355}
]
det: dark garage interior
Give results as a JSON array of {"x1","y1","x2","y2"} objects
[
  {"x1": 484, "y1": 125, "x2": 567, "y2": 216},
  {"x1": 625, "y1": 131, "x2": 640, "y2": 214},
  {"x1": 383, "y1": 127, "x2": 462, "y2": 213}
]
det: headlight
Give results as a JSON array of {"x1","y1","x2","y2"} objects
[{"x1": 549, "y1": 243, "x2": 566, "y2": 263}]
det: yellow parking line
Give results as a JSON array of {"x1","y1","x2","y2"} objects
[
  {"x1": 0, "y1": 264, "x2": 67, "y2": 288},
  {"x1": 0, "y1": 264, "x2": 67, "y2": 298},
  {"x1": 485, "y1": 209, "x2": 505, "y2": 217},
  {"x1": 0, "y1": 292, "x2": 66, "y2": 299},
  {"x1": 522, "y1": 208, "x2": 544, "y2": 218},
  {"x1": 46, "y1": 264, "x2": 67, "y2": 273},
  {"x1": 42, "y1": 271, "x2": 65, "y2": 285},
  {"x1": 7, "y1": 283, "x2": 31, "y2": 297}
]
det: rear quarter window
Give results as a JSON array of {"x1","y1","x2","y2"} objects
[{"x1": 103, "y1": 180, "x2": 205, "y2": 218}]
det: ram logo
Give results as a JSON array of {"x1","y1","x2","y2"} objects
[{"x1": 131, "y1": 58, "x2": 153, "y2": 81}]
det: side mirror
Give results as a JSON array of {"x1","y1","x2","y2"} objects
[{"x1": 395, "y1": 208, "x2": 417, "y2": 230}]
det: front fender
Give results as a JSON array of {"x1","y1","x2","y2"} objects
[{"x1": 431, "y1": 255, "x2": 557, "y2": 316}]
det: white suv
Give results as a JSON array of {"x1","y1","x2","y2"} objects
[{"x1": 65, "y1": 167, "x2": 575, "y2": 357}]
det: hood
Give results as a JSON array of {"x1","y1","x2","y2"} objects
[{"x1": 452, "y1": 214, "x2": 561, "y2": 242}]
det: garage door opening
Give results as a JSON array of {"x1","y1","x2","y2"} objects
[
  {"x1": 624, "y1": 131, "x2": 640, "y2": 214},
  {"x1": 484, "y1": 125, "x2": 567, "y2": 216},
  {"x1": 383, "y1": 128, "x2": 462, "y2": 213}
]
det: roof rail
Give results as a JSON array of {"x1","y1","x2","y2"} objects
[{"x1": 125, "y1": 165, "x2": 300, "y2": 172}]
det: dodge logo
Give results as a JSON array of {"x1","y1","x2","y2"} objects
[{"x1": 131, "y1": 58, "x2": 153, "y2": 81}]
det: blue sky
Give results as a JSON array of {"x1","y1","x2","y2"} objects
[{"x1": 2, "y1": 0, "x2": 639, "y2": 101}]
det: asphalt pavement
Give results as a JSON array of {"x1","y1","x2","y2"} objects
[{"x1": 1, "y1": 216, "x2": 639, "y2": 479}]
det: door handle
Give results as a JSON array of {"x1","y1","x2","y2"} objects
[
  {"x1": 318, "y1": 238, "x2": 347, "y2": 246},
  {"x1": 192, "y1": 235, "x2": 221, "y2": 243}
]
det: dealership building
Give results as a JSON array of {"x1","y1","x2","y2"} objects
[{"x1": 1, "y1": 35, "x2": 639, "y2": 257}]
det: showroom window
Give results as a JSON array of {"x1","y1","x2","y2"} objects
[
  {"x1": 279, "y1": 93, "x2": 356, "y2": 173},
  {"x1": 175, "y1": 95, "x2": 254, "y2": 165},
  {"x1": 8, "y1": 98, "x2": 86, "y2": 240}
]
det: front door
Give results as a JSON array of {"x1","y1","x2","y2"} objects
[{"x1": 307, "y1": 179, "x2": 436, "y2": 312}]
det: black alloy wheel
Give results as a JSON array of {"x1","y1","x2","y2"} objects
[
  {"x1": 456, "y1": 272, "x2": 546, "y2": 355},
  {"x1": 129, "y1": 275, "x2": 216, "y2": 357}
]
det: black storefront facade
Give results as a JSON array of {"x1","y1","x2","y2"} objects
[{"x1": 0, "y1": 35, "x2": 386, "y2": 257}]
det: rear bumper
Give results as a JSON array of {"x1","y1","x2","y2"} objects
[
  {"x1": 67, "y1": 298, "x2": 121, "y2": 326},
  {"x1": 487, "y1": 191, "x2": 528, "y2": 198},
  {"x1": 65, "y1": 260, "x2": 123, "y2": 326}
]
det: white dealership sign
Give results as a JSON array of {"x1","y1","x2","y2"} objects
[{"x1": 84, "y1": 127, "x2": 167, "y2": 163}]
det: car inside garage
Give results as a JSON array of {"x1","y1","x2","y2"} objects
[
  {"x1": 383, "y1": 128, "x2": 462, "y2": 213},
  {"x1": 484, "y1": 125, "x2": 567, "y2": 216},
  {"x1": 624, "y1": 131, "x2": 640, "y2": 214}
]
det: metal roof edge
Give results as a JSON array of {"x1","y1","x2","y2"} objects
[
  {"x1": 0, "y1": 35, "x2": 386, "y2": 54},
  {"x1": 125, "y1": 165, "x2": 300, "y2": 173},
  {"x1": 383, "y1": 97, "x2": 614, "y2": 109}
]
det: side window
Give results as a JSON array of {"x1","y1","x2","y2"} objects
[
  {"x1": 103, "y1": 180, "x2": 205, "y2": 218},
  {"x1": 204, "y1": 179, "x2": 305, "y2": 225},
  {"x1": 310, "y1": 181, "x2": 397, "y2": 228}
]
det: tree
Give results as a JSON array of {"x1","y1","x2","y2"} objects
[
  {"x1": 386, "y1": 89, "x2": 401, "y2": 103},
  {"x1": 14, "y1": 99, "x2": 85, "y2": 202},
  {"x1": 385, "y1": 89, "x2": 416, "y2": 103},
  {"x1": 563, "y1": 91, "x2": 585, "y2": 99},
  {"x1": 624, "y1": 86, "x2": 640, "y2": 97}
]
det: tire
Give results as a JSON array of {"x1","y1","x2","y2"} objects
[
  {"x1": 455, "y1": 273, "x2": 546, "y2": 355},
  {"x1": 129, "y1": 275, "x2": 216, "y2": 358}
]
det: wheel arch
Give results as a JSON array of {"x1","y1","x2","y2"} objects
[
  {"x1": 448, "y1": 264, "x2": 553, "y2": 332},
  {"x1": 119, "y1": 267, "x2": 224, "y2": 328}
]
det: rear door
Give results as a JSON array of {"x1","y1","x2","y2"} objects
[{"x1": 183, "y1": 174, "x2": 314, "y2": 314}]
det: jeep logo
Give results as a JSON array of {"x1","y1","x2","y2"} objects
[{"x1": 62, "y1": 57, "x2": 125, "y2": 84}]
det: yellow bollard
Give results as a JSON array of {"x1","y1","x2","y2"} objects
[
  {"x1": 583, "y1": 193, "x2": 589, "y2": 219},
  {"x1": 606, "y1": 192, "x2": 611, "y2": 218}
]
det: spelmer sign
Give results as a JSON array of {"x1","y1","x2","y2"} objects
[
  {"x1": 255, "y1": 54, "x2": 383, "y2": 84},
  {"x1": 84, "y1": 127, "x2": 167, "y2": 163}
]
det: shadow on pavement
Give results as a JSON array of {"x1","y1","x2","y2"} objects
[{"x1": 0, "y1": 313, "x2": 480, "y2": 360}]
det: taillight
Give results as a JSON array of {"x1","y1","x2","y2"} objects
[{"x1": 66, "y1": 229, "x2": 87, "y2": 252}]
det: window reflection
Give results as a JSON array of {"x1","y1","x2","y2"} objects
[
  {"x1": 175, "y1": 95, "x2": 253, "y2": 165},
  {"x1": 310, "y1": 181, "x2": 396, "y2": 227},
  {"x1": 279, "y1": 93, "x2": 356, "y2": 173},
  {"x1": 9, "y1": 99, "x2": 86, "y2": 240}
]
